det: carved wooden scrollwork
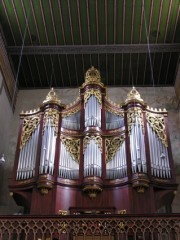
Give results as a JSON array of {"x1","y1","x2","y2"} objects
[
  {"x1": 60, "y1": 136, "x2": 80, "y2": 163},
  {"x1": 20, "y1": 115, "x2": 41, "y2": 148},
  {"x1": 83, "y1": 135, "x2": 102, "y2": 152},
  {"x1": 105, "y1": 135, "x2": 125, "y2": 162},
  {"x1": 127, "y1": 107, "x2": 144, "y2": 135},
  {"x1": 84, "y1": 88, "x2": 102, "y2": 106},
  {"x1": 146, "y1": 112, "x2": 168, "y2": 147},
  {"x1": 43, "y1": 108, "x2": 59, "y2": 135}
]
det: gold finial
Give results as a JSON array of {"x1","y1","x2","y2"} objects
[
  {"x1": 43, "y1": 88, "x2": 61, "y2": 105},
  {"x1": 125, "y1": 86, "x2": 144, "y2": 103},
  {"x1": 85, "y1": 66, "x2": 101, "y2": 83}
]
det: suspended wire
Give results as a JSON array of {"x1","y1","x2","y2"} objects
[
  {"x1": 49, "y1": 55, "x2": 55, "y2": 89},
  {"x1": 142, "y1": 0, "x2": 155, "y2": 89},
  {"x1": 130, "y1": 53, "x2": 134, "y2": 87},
  {"x1": 11, "y1": 9, "x2": 30, "y2": 109}
]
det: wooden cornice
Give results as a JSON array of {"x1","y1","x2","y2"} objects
[{"x1": 7, "y1": 43, "x2": 180, "y2": 55}]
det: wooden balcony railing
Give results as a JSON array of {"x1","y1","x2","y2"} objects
[{"x1": 0, "y1": 214, "x2": 180, "y2": 240}]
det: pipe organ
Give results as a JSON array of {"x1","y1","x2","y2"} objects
[{"x1": 10, "y1": 67, "x2": 178, "y2": 215}]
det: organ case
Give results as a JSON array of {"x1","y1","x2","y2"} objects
[{"x1": 9, "y1": 67, "x2": 178, "y2": 214}]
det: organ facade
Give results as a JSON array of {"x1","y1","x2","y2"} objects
[{"x1": 10, "y1": 67, "x2": 178, "y2": 214}]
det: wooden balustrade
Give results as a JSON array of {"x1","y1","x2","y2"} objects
[{"x1": 0, "y1": 214, "x2": 180, "y2": 240}]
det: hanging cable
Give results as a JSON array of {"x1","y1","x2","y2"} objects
[
  {"x1": 49, "y1": 55, "x2": 55, "y2": 89},
  {"x1": 11, "y1": 10, "x2": 30, "y2": 108},
  {"x1": 129, "y1": 53, "x2": 134, "y2": 87},
  {"x1": 142, "y1": 0, "x2": 156, "y2": 90}
]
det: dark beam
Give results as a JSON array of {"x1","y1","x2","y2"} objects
[{"x1": 7, "y1": 44, "x2": 180, "y2": 55}]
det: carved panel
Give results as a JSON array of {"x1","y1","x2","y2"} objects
[
  {"x1": 105, "y1": 135, "x2": 125, "y2": 162},
  {"x1": 83, "y1": 136, "x2": 102, "y2": 152},
  {"x1": 146, "y1": 112, "x2": 168, "y2": 147},
  {"x1": 60, "y1": 136, "x2": 80, "y2": 163},
  {"x1": 127, "y1": 107, "x2": 144, "y2": 135},
  {"x1": 20, "y1": 115, "x2": 41, "y2": 148},
  {"x1": 43, "y1": 108, "x2": 59, "y2": 135},
  {"x1": 84, "y1": 89, "x2": 102, "y2": 106}
]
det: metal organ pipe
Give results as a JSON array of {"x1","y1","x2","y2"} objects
[
  {"x1": 147, "y1": 123, "x2": 171, "y2": 178},
  {"x1": 105, "y1": 111, "x2": 124, "y2": 130},
  {"x1": 16, "y1": 125, "x2": 40, "y2": 180},
  {"x1": 59, "y1": 142, "x2": 79, "y2": 179},
  {"x1": 130, "y1": 117, "x2": 147, "y2": 174},
  {"x1": 106, "y1": 141, "x2": 127, "y2": 179},
  {"x1": 85, "y1": 95, "x2": 101, "y2": 127},
  {"x1": 84, "y1": 139, "x2": 102, "y2": 177},
  {"x1": 62, "y1": 111, "x2": 80, "y2": 130},
  {"x1": 39, "y1": 118, "x2": 56, "y2": 175}
]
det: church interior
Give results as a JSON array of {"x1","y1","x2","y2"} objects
[{"x1": 0, "y1": 0, "x2": 180, "y2": 239}]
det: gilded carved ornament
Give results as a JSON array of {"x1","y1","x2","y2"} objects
[
  {"x1": 125, "y1": 86, "x2": 144, "y2": 104},
  {"x1": 106, "y1": 135, "x2": 125, "y2": 163},
  {"x1": 60, "y1": 136, "x2": 80, "y2": 163},
  {"x1": 20, "y1": 115, "x2": 41, "y2": 148},
  {"x1": 20, "y1": 108, "x2": 40, "y2": 115},
  {"x1": 83, "y1": 135, "x2": 102, "y2": 153},
  {"x1": 43, "y1": 108, "x2": 59, "y2": 135},
  {"x1": 82, "y1": 66, "x2": 104, "y2": 88},
  {"x1": 43, "y1": 88, "x2": 64, "y2": 107},
  {"x1": 146, "y1": 112, "x2": 168, "y2": 147},
  {"x1": 127, "y1": 107, "x2": 144, "y2": 135},
  {"x1": 84, "y1": 88, "x2": 102, "y2": 106}
]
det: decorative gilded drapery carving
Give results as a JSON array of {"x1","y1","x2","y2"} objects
[
  {"x1": 146, "y1": 112, "x2": 168, "y2": 147},
  {"x1": 43, "y1": 108, "x2": 59, "y2": 135},
  {"x1": 84, "y1": 88, "x2": 102, "y2": 106},
  {"x1": 105, "y1": 135, "x2": 125, "y2": 162},
  {"x1": 20, "y1": 115, "x2": 41, "y2": 148},
  {"x1": 83, "y1": 135, "x2": 102, "y2": 152},
  {"x1": 60, "y1": 136, "x2": 80, "y2": 163},
  {"x1": 127, "y1": 107, "x2": 144, "y2": 134}
]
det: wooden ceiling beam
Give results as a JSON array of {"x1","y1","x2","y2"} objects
[{"x1": 7, "y1": 44, "x2": 180, "y2": 55}]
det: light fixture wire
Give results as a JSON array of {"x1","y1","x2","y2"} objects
[
  {"x1": 11, "y1": 9, "x2": 30, "y2": 108},
  {"x1": 142, "y1": 0, "x2": 156, "y2": 90}
]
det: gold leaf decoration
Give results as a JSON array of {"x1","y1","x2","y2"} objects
[
  {"x1": 125, "y1": 87, "x2": 144, "y2": 103},
  {"x1": 60, "y1": 136, "x2": 80, "y2": 163},
  {"x1": 84, "y1": 88, "x2": 102, "y2": 106},
  {"x1": 43, "y1": 88, "x2": 64, "y2": 107},
  {"x1": 82, "y1": 66, "x2": 104, "y2": 88},
  {"x1": 106, "y1": 135, "x2": 125, "y2": 162},
  {"x1": 20, "y1": 115, "x2": 41, "y2": 148},
  {"x1": 127, "y1": 107, "x2": 144, "y2": 135},
  {"x1": 146, "y1": 112, "x2": 168, "y2": 147},
  {"x1": 83, "y1": 135, "x2": 102, "y2": 153},
  {"x1": 43, "y1": 108, "x2": 59, "y2": 135}
]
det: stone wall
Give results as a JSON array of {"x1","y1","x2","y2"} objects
[
  {"x1": 1, "y1": 86, "x2": 180, "y2": 214},
  {"x1": 0, "y1": 71, "x2": 19, "y2": 214}
]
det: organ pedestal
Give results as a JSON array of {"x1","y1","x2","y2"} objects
[{"x1": 9, "y1": 67, "x2": 178, "y2": 214}]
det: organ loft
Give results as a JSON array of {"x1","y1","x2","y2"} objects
[{"x1": 9, "y1": 67, "x2": 178, "y2": 215}]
